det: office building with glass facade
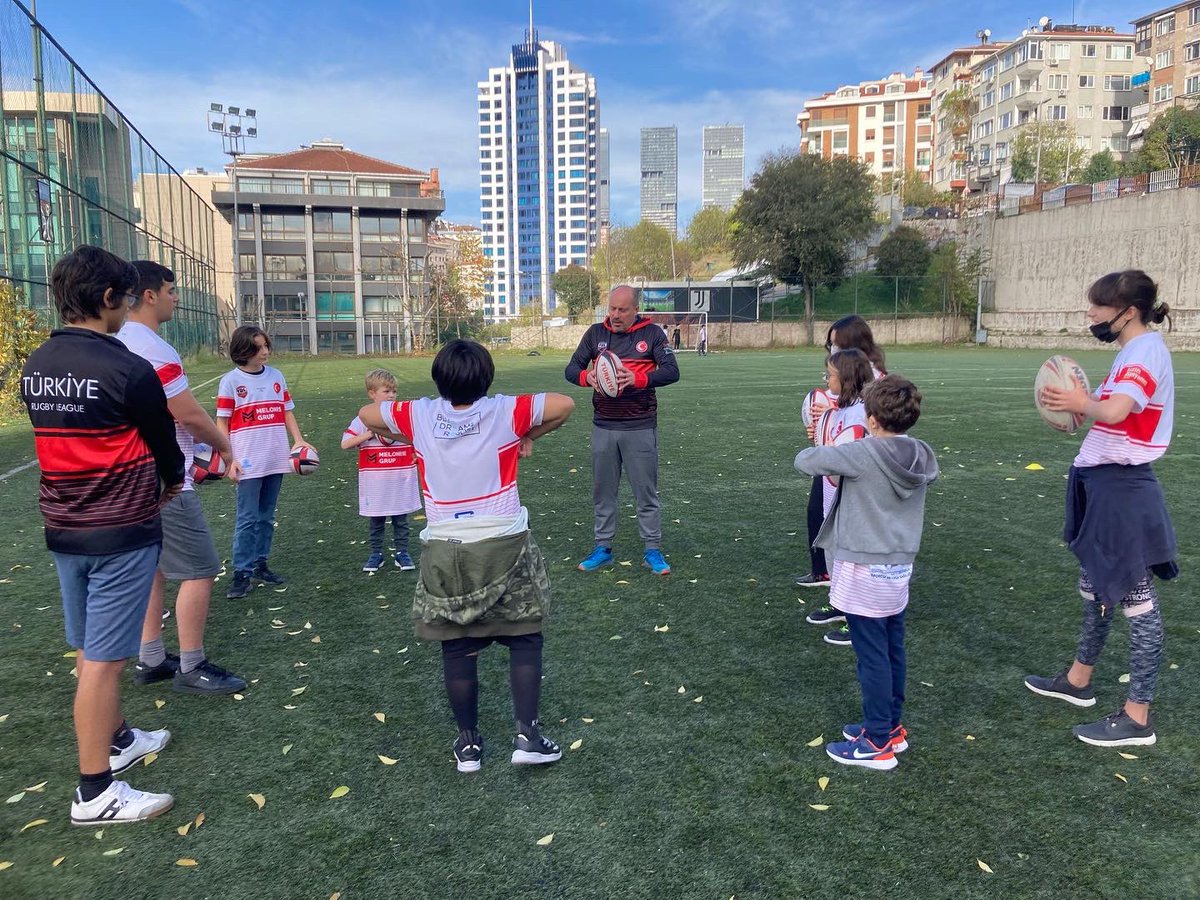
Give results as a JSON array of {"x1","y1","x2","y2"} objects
[
  {"x1": 702, "y1": 125, "x2": 745, "y2": 211},
  {"x1": 640, "y1": 126, "x2": 678, "y2": 235}
]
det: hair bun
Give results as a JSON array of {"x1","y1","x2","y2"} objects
[{"x1": 1152, "y1": 301, "x2": 1170, "y2": 325}]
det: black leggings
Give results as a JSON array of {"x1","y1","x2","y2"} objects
[
  {"x1": 441, "y1": 633, "x2": 544, "y2": 731},
  {"x1": 806, "y1": 474, "x2": 827, "y2": 577}
]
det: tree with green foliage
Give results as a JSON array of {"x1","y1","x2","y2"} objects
[
  {"x1": 920, "y1": 240, "x2": 990, "y2": 317},
  {"x1": 879, "y1": 170, "x2": 955, "y2": 209},
  {"x1": 684, "y1": 206, "x2": 730, "y2": 257},
  {"x1": 0, "y1": 281, "x2": 48, "y2": 421},
  {"x1": 1121, "y1": 107, "x2": 1200, "y2": 174},
  {"x1": 729, "y1": 152, "x2": 874, "y2": 343},
  {"x1": 1010, "y1": 122, "x2": 1089, "y2": 184},
  {"x1": 592, "y1": 220, "x2": 688, "y2": 287},
  {"x1": 875, "y1": 226, "x2": 931, "y2": 280},
  {"x1": 1080, "y1": 148, "x2": 1120, "y2": 183},
  {"x1": 551, "y1": 263, "x2": 600, "y2": 317}
]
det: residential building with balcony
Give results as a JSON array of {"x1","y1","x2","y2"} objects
[
  {"x1": 966, "y1": 22, "x2": 1139, "y2": 191},
  {"x1": 209, "y1": 140, "x2": 444, "y2": 355},
  {"x1": 929, "y1": 43, "x2": 1008, "y2": 192},
  {"x1": 1129, "y1": 3, "x2": 1200, "y2": 146},
  {"x1": 797, "y1": 72, "x2": 934, "y2": 183}
]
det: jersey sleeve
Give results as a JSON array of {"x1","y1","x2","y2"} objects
[
  {"x1": 215, "y1": 372, "x2": 235, "y2": 418},
  {"x1": 279, "y1": 372, "x2": 295, "y2": 411},
  {"x1": 344, "y1": 417, "x2": 366, "y2": 439},
  {"x1": 509, "y1": 393, "x2": 545, "y2": 438},
  {"x1": 155, "y1": 346, "x2": 188, "y2": 399},
  {"x1": 1106, "y1": 351, "x2": 1164, "y2": 413},
  {"x1": 379, "y1": 400, "x2": 415, "y2": 441}
]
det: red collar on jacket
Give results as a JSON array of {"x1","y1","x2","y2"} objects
[{"x1": 602, "y1": 316, "x2": 654, "y2": 334}]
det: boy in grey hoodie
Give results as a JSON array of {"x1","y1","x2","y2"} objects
[{"x1": 795, "y1": 376, "x2": 939, "y2": 770}]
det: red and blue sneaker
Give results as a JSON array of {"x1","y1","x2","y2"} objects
[
  {"x1": 578, "y1": 546, "x2": 614, "y2": 572},
  {"x1": 825, "y1": 733, "x2": 898, "y2": 771},
  {"x1": 643, "y1": 549, "x2": 671, "y2": 576},
  {"x1": 841, "y1": 723, "x2": 909, "y2": 752}
]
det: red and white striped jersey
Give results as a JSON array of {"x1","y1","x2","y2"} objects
[
  {"x1": 215, "y1": 366, "x2": 294, "y2": 478},
  {"x1": 378, "y1": 393, "x2": 545, "y2": 527},
  {"x1": 829, "y1": 558, "x2": 912, "y2": 617},
  {"x1": 819, "y1": 400, "x2": 869, "y2": 517},
  {"x1": 343, "y1": 417, "x2": 421, "y2": 517},
  {"x1": 117, "y1": 321, "x2": 195, "y2": 491},
  {"x1": 1075, "y1": 332, "x2": 1174, "y2": 468}
]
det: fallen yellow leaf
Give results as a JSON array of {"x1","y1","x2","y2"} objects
[
  {"x1": 1118, "y1": 752, "x2": 1139, "y2": 760},
  {"x1": 248, "y1": 793, "x2": 266, "y2": 809},
  {"x1": 0, "y1": 714, "x2": 8, "y2": 723},
  {"x1": 1114, "y1": 773, "x2": 1128, "y2": 783},
  {"x1": 654, "y1": 624, "x2": 669, "y2": 633},
  {"x1": 1118, "y1": 673, "x2": 1131, "y2": 684},
  {"x1": 331, "y1": 894, "x2": 342, "y2": 900},
  {"x1": 977, "y1": 859, "x2": 994, "y2": 874},
  {"x1": 154, "y1": 700, "x2": 166, "y2": 709},
  {"x1": 6, "y1": 793, "x2": 23, "y2": 804},
  {"x1": 291, "y1": 686, "x2": 307, "y2": 696},
  {"x1": 0, "y1": 862, "x2": 13, "y2": 871},
  {"x1": 818, "y1": 776, "x2": 830, "y2": 791},
  {"x1": 311, "y1": 635, "x2": 321, "y2": 644},
  {"x1": 20, "y1": 818, "x2": 48, "y2": 832},
  {"x1": 616, "y1": 580, "x2": 629, "y2": 585},
  {"x1": 569, "y1": 739, "x2": 583, "y2": 751},
  {"x1": 377, "y1": 755, "x2": 398, "y2": 766},
  {"x1": 281, "y1": 744, "x2": 293, "y2": 755},
  {"x1": 677, "y1": 685, "x2": 686, "y2": 693},
  {"x1": 806, "y1": 735, "x2": 824, "y2": 747},
  {"x1": 63, "y1": 650, "x2": 78, "y2": 658},
  {"x1": 52, "y1": 856, "x2": 65, "y2": 867},
  {"x1": 283, "y1": 704, "x2": 296, "y2": 710},
  {"x1": 233, "y1": 693, "x2": 245, "y2": 701},
  {"x1": 693, "y1": 695, "x2": 703, "y2": 703},
  {"x1": 176, "y1": 858, "x2": 199, "y2": 867},
  {"x1": 142, "y1": 752, "x2": 158, "y2": 767},
  {"x1": 965, "y1": 735, "x2": 976, "y2": 741},
  {"x1": 101, "y1": 848, "x2": 124, "y2": 857},
  {"x1": 329, "y1": 786, "x2": 350, "y2": 799},
  {"x1": 536, "y1": 833, "x2": 555, "y2": 846},
  {"x1": 373, "y1": 712, "x2": 386, "y2": 723},
  {"x1": 808, "y1": 804, "x2": 829, "y2": 811},
  {"x1": 619, "y1": 560, "x2": 632, "y2": 566},
  {"x1": 581, "y1": 717, "x2": 594, "y2": 724},
  {"x1": 176, "y1": 822, "x2": 192, "y2": 836},
  {"x1": 194, "y1": 812, "x2": 206, "y2": 829}
]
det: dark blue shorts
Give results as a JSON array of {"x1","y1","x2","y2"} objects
[{"x1": 53, "y1": 544, "x2": 160, "y2": 661}]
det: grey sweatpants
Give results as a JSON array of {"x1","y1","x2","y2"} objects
[{"x1": 592, "y1": 425, "x2": 661, "y2": 550}]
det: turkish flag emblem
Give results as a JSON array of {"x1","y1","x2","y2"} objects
[{"x1": 636, "y1": 340, "x2": 648, "y2": 353}]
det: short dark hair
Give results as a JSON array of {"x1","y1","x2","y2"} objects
[
  {"x1": 827, "y1": 348, "x2": 874, "y2": 408},
  {"x1": 1088, "y1": 270, "x2": 1171, "y2": 330},
  {"x1": 50, "y1": 245, "x2": 137, "y2": 324},
  {"x1": 432, "y1": 340, "x2": 494, "y2": 405},
  {"x1": 863, "y1": 375, "x2": 922, "y2": 434},
  {"x1": 229, "y1": 325, "x2": 271, "y2": 366},
  {"x1": 130, "y1": 260, "x2": 175, "y2": 309}
]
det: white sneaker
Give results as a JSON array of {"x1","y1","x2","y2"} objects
[
  {"x1": 70, "y1": 780, "x2": 174, "y2": 826},
  {"x1": 110, "y1": 727, "x2": 171, "y2": 774}
]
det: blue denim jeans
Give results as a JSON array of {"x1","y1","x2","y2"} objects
[
  {"x1": 54, "y1": 544, "x2": 160, "y2": 661},
  {"x1": 845, "y1": 610, "x2": 907, "y2": 747},
  {"x1": 233, "y1": 473, "x2": 283, "y2": 574}
]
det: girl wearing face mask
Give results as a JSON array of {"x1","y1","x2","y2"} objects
[{"x1": 1026, "y1": 270, "x2": 1178, "y2": 749}]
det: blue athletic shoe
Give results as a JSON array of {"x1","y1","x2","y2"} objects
[
  {"x1": 642, "y1": 549, "x2": 671, "y2": 576},
  {"x1": 842, "y1": 723, "x2": 909, "y2": 753},
  {"x1": 362, "y1": 552, "x2": 384, "y2": 573},
  {"x1": 578, "y1": 546, "x2": 613, "y2": 572},
  {"x1": 825, "y1": 733, "x2": 898, "y2": 771},
  {"x1": 394, "y1": 551, "x2": 415, "y2": 571}
]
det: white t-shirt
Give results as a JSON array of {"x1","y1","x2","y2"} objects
[
  {"x1": 818, "y1": 400, "x2": 869, "y2": 517},
  {"x1": 215, "y1": 366, "x2": 295, "y2": 478},
  {"x1": 830, "y1": 558, "x2": 912, "y2": 617},
  {"x1": 343, "y1": 417, "x2": 421, "y2": 517},
  {"x1": 379, "y1": 393, "x2": 545, "y2": 533},
  {"x1": 1074, "y1": 331, "x2": 1174, "y2": 468},
  {"x1": 116, "y1": 321, "x2": 195, "y2": 491}
]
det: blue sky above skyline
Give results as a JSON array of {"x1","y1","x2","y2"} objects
[{"x1": 32, "y1": 0, "x2": 1137, "y2": 228}]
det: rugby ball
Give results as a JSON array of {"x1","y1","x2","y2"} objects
[
  {"x1": 1034, "y1": 355, "x2": 1090, "y2": 434},
  {"x1": 291, "y1": 445, "x2": 320, "y2": 475},
  {"x1": 191, "y1": 443, "x2": 227, "y2": 484},
  {"x1": 594, "y1": 350, "x2": 623, "y2": 399},
  {"x1": 802, "y1": 388, "x2": 835, "y2": 431}
]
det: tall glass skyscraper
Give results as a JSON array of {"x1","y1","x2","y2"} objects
[
  {"x1": 640, "y1": 126, "x2": 678, "y2": 236},
  {"x1": 597, "y1": 128, "x2": 611, "y2": 246},
  {"x1": 477, "y1": 22, "x2": 599, "y2": 318},
  {"x1": 702, "y1": 124, "x2": 745, "y2": 211}
]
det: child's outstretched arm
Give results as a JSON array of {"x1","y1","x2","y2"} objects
[
  {"x1": 794, "y1": 442, "x2": 868, "y2": 479},
  {"x1": 526, "y1": 393, "x2": 574, "y2": 441}
]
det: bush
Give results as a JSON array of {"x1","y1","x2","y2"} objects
[{"x1": 0, "y1": 281, "x2": 48, "y2": 420}]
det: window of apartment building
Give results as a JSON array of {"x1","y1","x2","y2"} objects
[
  {"x1": 1079, "y1": 75, "x2": 1095, "y2": 88},
  {"x1": 312, "y1": 211, "x2": 352, "y2": 240},
  {"x1": 978, "y1": 144, "x2": 991, "y2": 164},
  {"x1": 260, "y1": 213, "x2": 306, "y2": 240},
  {"x1": 1155, "y1": 13, "x2": 1175, "y2": 36},
  {"x1": 1187, "y1": 41, "x2": 1200, "y2": 62},
  {"x1": 310, "y1": 178, "x2": 350, "y2": 195},
  {"x1": 238, "y1": 176, "x2": 303, "y2": 194},
  {"x1": 1104, "y1": 75, "x2": 1132, "y2": 91},
  {"x1": 356, "y1": 180, "x2": 394, "y2": 198},
  {"x1": 1102, "y1": 106, "x2": 1130, "y2": 120},
  {"x1": 883, "y1": 125, "x2": 896, "y2": 143},
  {"x1": 1000, "y1": 81, "x2": 1014, "y2": 101},
  {"x1": 1023, "y1": 39, "x2": 1044, "y2": 61},
  {"x1": 1102, "y1": 136, "x2": 1131, "y2": 152},
  {"x1": 917, "y1": 123, "x2": 932, "y2": 142},
  {"x1": 1155, "y1": 49, "x2": 1174, "y2": 69},
  {"x1": 1077, "y1": 135, "x2": 1092, "y2": 151},
  {"x1": 263, "y1": 254, "x2": 307, "y2": 280},
  {"x1": 360, "y1": 256, "x2": 407, "y2": 281},
  {"x1": 999, "y1": 111, "x2": 1014, "y2": 130},
  {"x1": 1047, "y1": 104, "x2": 1068, "y2": 121},
  {"x1": 1048, "y1": 42, "x2": 1070, "y2": 60},
  {"x1": 865, "y1": 129, "x2": 876, "y2": 140},
  {"x1": 883, "y1": 102, "x2": 896, "y2": 123},
  {"x1": 314, "y1": 251, "x2": 354, "y2": 281},
  {"x1": 407, "y1": 218, "x2": 426, "y2": 240},
  {"x1": 1136, "y1": 23, "x2": 1152, "y2": 52},
  {"x1": 865, "y1": 105, "x2": 877, "y2": 118},
  {"x1": 1154, "y1": 83, "x2": 1175, "y2": 103},
  {"x1": 1000, "y1": 53, "x2": 1014, "y2": 72},
  {"x1": 237, "y1": 212, "x2": 255, "y2": 235},
  {"x1": 864, "y1": 151, "x2": 876, "y2": 163},
  {"x1": 1188, "y1": 75, "x2": 1200, "y2": 96},
  {"x1": 238, "y1": 254, "x2": 257, "y2": 274},
  {"x1": 917, "y1": 101, "x2": 932, "y2": 119},
  {"x1": 916, "y1": 149, "x2": 932, "y2": 167},
  {"x1": 832, "y1": 131, "x2": 849, "y2": 151},
  {"x1": 1047, "y1": 74, "x2": 1068, "y2": 90},
  {"x1": 1019, "y1": 78, "x2": 1039, "y2": 94},
  {"x1": 882, "y1": 149, "x2": 895, "y2": 168},
  {"x1": 983, "y1": 63, "x2": 996, "y2": 80},
  {"x1": 1078, "y1": 104, "x2": 1094, "y2": 119},
  {"x1": 1106, "y1": 44, "x2": 1133, "y2": 61},
  {"x1": 996, "y1": 142, "x2": 1008, "y2": 160},
  {"x1": 1081, "y1": 43, "x2": 1097, "y2": 58},
  {"x1": 1191, "y1": 4, "x2": 1200, "y2": 26},
  {"x1": 886, "y1": 83, "x2": 904, "y2": 93},
  {"x1": 976, "y1": 118, "x2": 994, "y2": 138}
]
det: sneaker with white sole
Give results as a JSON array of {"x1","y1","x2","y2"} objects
[
  {"x1": 823, "y1": 625, "x2": 852, "y2": 647},
  {"x1": 110, "y1": 727, "x2": 171, "y2": 775},
  {"x1": 1073, "y1": 709, "x2": 1157, "y2": 748},
  {"x1": 395, "y1": 550, "x2": 416, "y2": 571},
  {"x1": 70, "y1": 779, "x2": 174, "y2": 826},
  {"x1": 453, "y1": 729, "x2": 483, "y2": 773},
  {"x1": 133, "y1": 653, "x2": 179, "y2": 686},
  {"x1": 842, "y1": 723, "x2": 909, "y2": 752},
  {"x1": 825, "y1": 733, "x2": 898, "y2": 771},
  {"x1": 806, "y1": 605, "x2": 845, "y2": 626},
  {"x1": 173, "y1": 659, "x2": 247, "y2": 695},
  {"x1": 795, "y1": 573, "x2": 831, "y2": 588},
  {"x1": 511, "y1": 721, "x2": 562, "y2": 766},
  {"x1": 1024, "y1": 670, "x2": 1096, "y2": 708},
  {"x1": 362, "y1": 552, "x2": 384, "y2": 573}
]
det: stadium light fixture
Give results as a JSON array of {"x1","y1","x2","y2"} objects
[
  {"x1": 206, "y1": 101, "x2": 260, "y2": 327},
  {"x1": 210, "y1": 103, "x2": 223, "y2": 113},
  {"x1": 245, "y1": 108, "x2": 256, "y2": 118},
  {"x1": 227, "y1": 106, "x2": 241, "y2": 116}
]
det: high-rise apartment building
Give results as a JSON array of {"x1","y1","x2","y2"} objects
[
  {"x1": 702, "y1": 124, "x2": 745, "y2": 210},
  {"x1": 598, "y1": 127, "x2": 611, "y2": 245},
  {"x1": 1129, "y1": 3, "x2": 1200, "y2": 146},
  {"x1": 640, "y1": 126, "x2": 678, "y2": 235},
  {"x1": 797, "y1": 73, "x2": 934, "y2": 183},
  {"x1": 965, "y1": 23, "x2": 1138, "y2": 191},
  {"x1": 929, "y1": 43, "x2": 1008, "y2": 192},
  {"x1": 477, "y1": 21, "x2": 600, "y2": 318}
]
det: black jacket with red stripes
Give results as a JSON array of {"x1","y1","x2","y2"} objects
[
  {"x1": 21, "y1": 328, "x2": 185, "y2": 556},
  {"x1": 565, "y1": 317, "x2": 680, "y2": 430}
]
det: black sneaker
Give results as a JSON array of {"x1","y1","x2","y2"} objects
[
  {"x1": 806, "y1": 604, "x2": 846, "y2": 625},
  {"x1": 795, "y1": 572, "x2": 831, "y2": 588},
  {"x1": 133, "y1": 653, "x2": 179, "y2": 686},
  {"x1": 453, "y1": 729, "x2": 483, "y2": 773},
  {"x1": 1073, "y1": 709, "x2": 1157, "y2": 747},
  {"x1": 511, "y1": 720, "x2": 562, "y2": 766},
  {"x1": 173, "y1": 659, "x2": 247, "y2": 696},
  {"x1": 823, "y1": 625, "x2": 852, "y2": 647},
  {"x1": 226, "y1": 571, "x2": 252, "y2": 599},
  {"x1": 1024, "y1": 670, "x2": 1097, "y2": 708},
  {"x1": 252, "y1": 563, "x2": 286, "y2": 585}
]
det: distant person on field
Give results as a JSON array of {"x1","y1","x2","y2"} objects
[
  {"x1": 117, "y1": 260, "x2": 246, "y2": 696},
  {"x1": 216, "y1": 326, "x2": 315, "y2": 599},
  {"x1": 672, "y1": 325, "x2": 681, "y2": 351},
  {"x1": 358, "y1": 340, "x2": 575, "y2": 773},
  {"x1": 795, "y1": 376, "x2": 938, "y2": 771},
  {"x1": 1026, "y1": 271, "x2": 1178, "y2": 748},
  {"x1": 565, "y1": 285, "x2": 681, "y2": 575},
  {"x1": 341, "y1": 368, "x2": 421, "y2": 573},
  {"x1": 22, "y1": 245, "x2": 183, "y2": 824},
  {"x1": 697, "y1": 323, "x2": 708, "y2": 356}
]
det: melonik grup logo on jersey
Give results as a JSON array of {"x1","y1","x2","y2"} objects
[
  {"x1": 273, "y1": 382, "x2": 281, "y2": 394},
  {"x1": 236, "y1": 385, "x2": 248, "y2": 398},
  {"x1": 636, "y1": 340, "x2": 648, "y2": 353}
]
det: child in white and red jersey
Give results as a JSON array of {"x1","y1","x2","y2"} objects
[
  {"x1": 1026, "y1": 270, "x2": 1178, "y2": 749},
  {"x1": 342, "y1": 368, "x2": 421, "y2": 573},
  {"x1": 216, "y1": 326, "x2": 314, "y2": 599}
]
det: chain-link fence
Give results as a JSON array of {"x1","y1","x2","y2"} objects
[{"x1": 0, "y1": 0, "x2": 219, "y2": 355}]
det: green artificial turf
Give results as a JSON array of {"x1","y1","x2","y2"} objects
[{"x1": 0, "y1": 348, "x2": 1197, "y2": 899}]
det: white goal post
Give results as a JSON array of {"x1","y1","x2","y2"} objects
[{"x1": 639, "y1": 311, "x2": 708, "y2": 352}]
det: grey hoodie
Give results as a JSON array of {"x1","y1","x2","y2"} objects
[{"x1": 794, "y1": 435, "x2": 939, "y2": 565}]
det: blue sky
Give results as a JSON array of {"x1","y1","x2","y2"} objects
[{"x1": 33, "y1": 0, "x2": 1137, "y2": 228}]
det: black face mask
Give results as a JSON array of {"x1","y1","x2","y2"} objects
[{"x1": 1089, "y1": 307, "x2": 1130, "y2": 344}]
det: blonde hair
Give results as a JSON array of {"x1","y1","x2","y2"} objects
[{"x1": 364, "y1": 368, "x2": 397, "y2": 392}]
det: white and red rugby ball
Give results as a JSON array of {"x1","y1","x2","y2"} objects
[
  {"x1": 802, "y1": 388, "x2": 835, "y2": 431},
  {"x1": 190, "y1": 443, "x2": 227, "y2": 484},
  {"x1": 594, "y1": 350, "x2": 623, "y2": 398},
  {"x1": 1034, "y1": 355, "x2": 1091, "y2": 434},
  {"x1": 290, "y1": 445, "x2": 320, "y2": 475}
]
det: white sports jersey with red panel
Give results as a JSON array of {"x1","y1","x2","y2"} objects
[
  {"x1": 817, "y1": 401, "x2": 869, "y2": 517},
  {"x1": 116, "y1": 321, "x2": 196, "y2": 490},
  {"x1": 343, "y1": 417, "x2": 421, "y2": 517},
  {"x1": 215, "y1": 366, "x2": 295, "y2": 478},
  {"x1": 379, "y1": 393, "x2": 545, "y2": 526}
]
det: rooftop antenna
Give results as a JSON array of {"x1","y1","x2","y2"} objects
[{"x1": 528, "y1": 0, "x2": 534, "y2": 44}]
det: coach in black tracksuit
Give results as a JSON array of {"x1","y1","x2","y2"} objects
[{"x1": 565, "y1": 285, "x2": 680, "y2": 574}]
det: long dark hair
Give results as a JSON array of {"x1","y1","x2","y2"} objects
[
  {"x1": 1088, "y1": 271, "x2": 1171, "y2": 331},
  {"x1": 828, "y1": 348, "x2": 874, "y2": 408},
  {"x1": 825, "y1": 315, "x2": 886, "y2": 373}
]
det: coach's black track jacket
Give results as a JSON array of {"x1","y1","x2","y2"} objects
[{"x1": 565, "y1": 316, "x2": 680, "y2": 430}]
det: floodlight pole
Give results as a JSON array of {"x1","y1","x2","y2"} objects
[{"x1": 208, "y1": 103, "x2": 258, "y2": 326}]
